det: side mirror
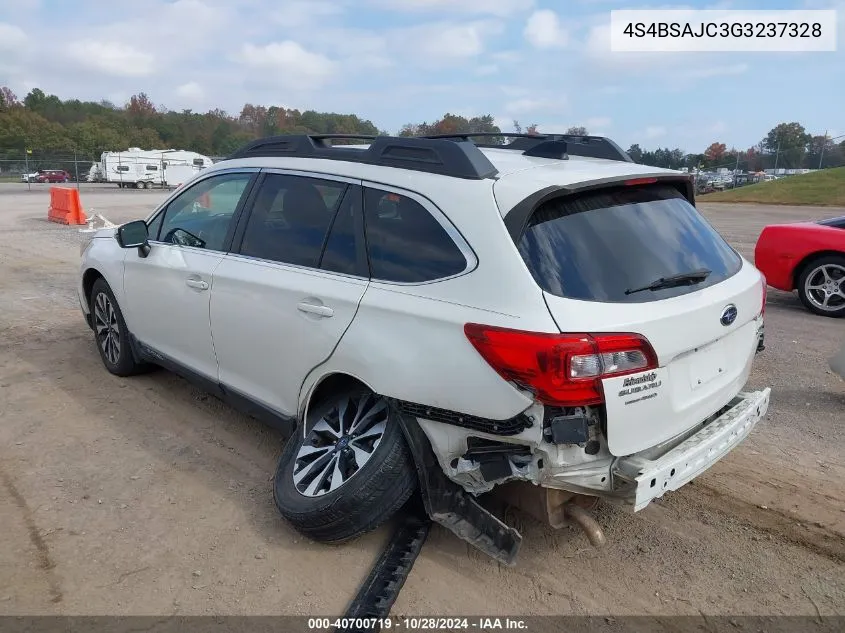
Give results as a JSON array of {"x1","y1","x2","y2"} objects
[{"x1": 116, "y1": 220, "x2": 150, "y2": 257}]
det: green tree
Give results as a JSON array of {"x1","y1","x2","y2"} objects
[
  {"x1": 627, "y1": 144, "x2": 643, "y2": 163},
  {"x1": 763, "y1": 122, "x2": 812, "y2": 169}
]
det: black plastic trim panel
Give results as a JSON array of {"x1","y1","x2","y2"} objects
[
  {"x1": 393, "y1": 400, "x2": 533, "y2": 436},
  {"x1": 130, "y1": 336, "x2": 296, "y2": 435}
]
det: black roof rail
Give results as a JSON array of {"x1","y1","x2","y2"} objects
[
  {"x1": 225, "y1": 134, "x2": 499, "y2": 180},
  {"x1": 419, "y1": 132, "x2": 633, "y2": 163}
]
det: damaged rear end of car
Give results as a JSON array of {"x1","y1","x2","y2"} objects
[{"x1": 406, "y1": 162, "x2": 770, "y2": 551}]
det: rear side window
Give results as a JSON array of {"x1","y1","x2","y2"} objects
[
  {"x1": 319, "y1": 188, "x2": 365, "y2": 277},
  {"x1": 518, "y1": 185, "x2": 742, "y2": 303},
  {"x1": 363, "y1": 188, "x2": 467, "y2": 283},
  {"x1": 239, "y1": 174, "x2": 346, "y2": 268}
]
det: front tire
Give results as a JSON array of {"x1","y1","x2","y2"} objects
[
  {"x1": 797, "y1": 254, "x2": 845, "y2": 318},
  {"x1": 273, "y1": 388, "x2": 417, "y2": 543},
  {"x1": 89, "y1": 278, "x2": 149, "y2": 376}
]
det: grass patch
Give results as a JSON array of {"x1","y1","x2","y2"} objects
[{"x1": 702, "y1": 167, "x2": 845, "y2": 206}]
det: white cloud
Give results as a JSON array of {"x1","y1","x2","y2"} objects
[
  {"x1": 66, "y1": 40, "x2": 155, "y2": 77},
  {"x1": 300, "y1": 28, "x2": 392, "y2": 71},
  {"x1": 370, "y1": 0, "x2": 534, "y2": 16},
  {"x1": 585, "y1": 116, "x2": 612, "y2": 130},
  {"x1": 391, "y1": 20, "x2": 503, "y2": 63},
  {"x1": 476, "y1": 64, "x2": 499, "y2": 76},
  {"x1": 494, "y1": 116, "x2": 515, "y2": 131},
  {"x1": 238, "y1": 41, "x2": 335, "y2": 87},
  {"x1": 524, "y1": 10, "x2": 569, "y2": 49},
  {"x1": 504, "y1": 97, "x2": 567, "y2": 115},
  {"x1": 492, "y1": 50, "x2": 522, "y2": 63},
  {"x1": 643, "y1": 126, "x2": 667, "y2": 140},
  {"x1": 176, "y1": 82, "x2": 205, "y2": 102},
  {"x1": 708, "y1": 121, "x2": 728, "y2": 135},
  {"x1": 0, "y1": 22, "x2": 27, "y2": 50},
  {"x1": 686, "y1": 63, "x2": 749, "y2": 79},
  {"x1": 270, "y1": 1, "x2": 344, "y2": 27},
  {"x1": 537, "y1": 125, "x2": 567, "y2": 134}
]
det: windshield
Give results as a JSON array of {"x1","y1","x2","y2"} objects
[
  {"x1": 817, "y1": 215, "x2": 845, "y2": 229},
  {"x1": 517, "y1": 184, "x2": 743, "y2": 303}
]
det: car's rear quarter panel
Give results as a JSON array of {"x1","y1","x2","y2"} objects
[
  {"x1": 305, "y1": 178, "x2": 561, "y2": 421},
  {"x1": 755, "y1": 223, "x2": 845, "y2": 291}
]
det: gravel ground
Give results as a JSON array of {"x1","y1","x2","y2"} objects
[{"x1": 0, "y1": 184, "x2": 843, "y2": 617}]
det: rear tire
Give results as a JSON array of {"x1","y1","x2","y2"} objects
[
  {"x1": 89, "y1": 278, "x2": 150, "y2": 376},
  {"x1": 273, "y1": 388, "x2": 417, "y2": 543},
  {"x1": 797, "y1": 254, "x2": 845, "y2": 318}
]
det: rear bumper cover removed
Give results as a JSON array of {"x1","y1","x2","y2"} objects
[{"x1": 612, "y1": 388, "x2": 771, "y2": 512}]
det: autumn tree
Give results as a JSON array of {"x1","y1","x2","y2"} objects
[
  {"x1": 0, "y1": 86, "x2": 19, "y2": 111},
  {"x1": 704, "y1": 142, "x2": 727, "y2": 163},
  {"x1": 399, "y1": 113, "x2": 503, "y2": 142},
  {"x1": 126, "y1": 93, "x2": 158, "y2": 124},
  {"x1": 565, "y1": 126, "x2": 588, "y2": 136}
]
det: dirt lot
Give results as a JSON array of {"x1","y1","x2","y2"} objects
[{"x1": 0, "y1": 184, "x2": 843, "y2": 617}]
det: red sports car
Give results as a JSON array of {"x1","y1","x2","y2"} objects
[{"x1": 754, "y1": 215, "x2": 845, "y2": 318}]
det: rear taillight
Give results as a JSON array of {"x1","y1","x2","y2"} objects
[{"x1": 464, "y1": 324, "x2": 658, "y2": 407}]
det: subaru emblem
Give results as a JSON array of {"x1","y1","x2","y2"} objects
[{"x1": 720, "y1": 304, "x2": 738, "y2": 326}]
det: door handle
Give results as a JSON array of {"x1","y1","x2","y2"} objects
[
  {"x1": 185, "y1": 278, "x2": 209, "y2": 291},
  {"x1": 297, "y1": 302, "x2": 334, "y2": 318}
]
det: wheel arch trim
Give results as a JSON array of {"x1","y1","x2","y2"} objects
[{"x1": 297, "y1": 370, "x2": 378, "y2": 438}]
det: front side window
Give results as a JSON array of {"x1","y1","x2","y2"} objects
[
  {"x1": 156, "y1": 172, "x2": 253, "y2": 252},
  {"x1": 518, "y1": 184, "x2": 743, "y2": 303},
  {"x1": 238, "y1": 174, "x2": 347, "y2": 268},
  {"x1": 363, "y1": 188, "x2": 467, "y2": 283}
]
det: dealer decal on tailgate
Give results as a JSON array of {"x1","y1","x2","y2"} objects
[
  {"x1": 616, "y1": 370, "x2": 662, "y2": 405},
  {"x1": 602, "y1": 367, "x2": 674, "y2": 455}
]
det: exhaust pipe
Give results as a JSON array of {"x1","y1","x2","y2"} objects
[
  {"x1": 493, "y1": 483, "x2": 607, "y2": 548},
  {"x1": 563, "y1": 503, "x2": 606, "y2": 548}
]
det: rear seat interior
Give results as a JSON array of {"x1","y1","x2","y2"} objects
[{"x1": 241, "y1": 177, "x2": 334, "y2": 267}]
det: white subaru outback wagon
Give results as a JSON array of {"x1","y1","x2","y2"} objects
[{"x1": 78, "y1": 133, "x2": 770, "y2": 562}]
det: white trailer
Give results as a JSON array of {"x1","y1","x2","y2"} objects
[{"x1": 99, "y1": 148, "x2": 213, "y2": 189}]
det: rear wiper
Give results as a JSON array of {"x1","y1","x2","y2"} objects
[{"x1": 624, "y1": 269, "x2": 711, "y2": 295}]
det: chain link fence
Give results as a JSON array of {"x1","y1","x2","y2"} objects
[
  {"x1": 2, "y1": 140, "x2": 842, "y2": 193},
  {"x1": 0, "y1": 149, "x2": 100, "y2": 186}
]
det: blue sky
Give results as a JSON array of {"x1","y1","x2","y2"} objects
[{"x1": 0, "y1": 0, "x2": 842, "y2": 153}]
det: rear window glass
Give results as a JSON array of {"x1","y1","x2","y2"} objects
[{"x1": 518, "y1": 185, "x2": 743, "y2": 303}]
